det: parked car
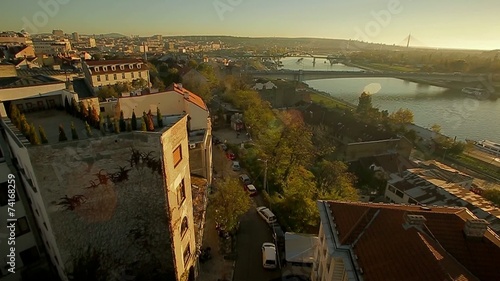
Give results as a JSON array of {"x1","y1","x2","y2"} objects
[
  {"x1": 213, "y1": 137, "x2": 221, "y2": 145},
  {"x1": 262, "y1": 242, "x2": 277, "y2": 269},
  {"x1": 226, "y1": 152, "x2": 236, "y2": 160},
  {"x1": 239, "y1": 174, "x2": 251, "y2": 185},
  {"x1": 246, "y1": 184, "x2": 258, "y2": 197},
  {"x1": 271, "y1": 223, "x2": 285, "y2": 250},
  {"x1": 220, "y1": 144, "x2": 228, "y2": 151},
  {"x1": 256, "y1": 206, "x2": 277, "y2": 224},
  {"x1": 231, "y1": 161, "x2": 241, "y2": 171}
]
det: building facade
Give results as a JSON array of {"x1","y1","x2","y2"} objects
[
  {"x1": 1, "y1": 107, "x2": 198, "y2": 280},
  {"x1": 82, "y1": 59, "x2": 150, "y2": 92},
  {"x1": 32, "y1": 39, "x2": 72, "y2": 55}
]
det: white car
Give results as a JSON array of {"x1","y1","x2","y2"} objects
[
  {"x1": 262, "y1": 242, "x2": 277, "y2": 269},
  {"x1": 256, "y1": 206, "x2": 277, "y2": 224}
]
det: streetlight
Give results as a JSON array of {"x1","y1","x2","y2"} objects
[{"x1": 257, "y1": 158, "x2": 268, "y2": 195}]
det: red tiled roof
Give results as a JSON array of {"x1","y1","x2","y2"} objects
[
  {"x1": 168, "y1": 83, "x2": 208, "y2": 111},
  {"x1": 327, "y1": 202, "x2": 500, "y2": 281}
]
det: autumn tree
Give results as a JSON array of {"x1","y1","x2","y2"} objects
[
  {"x1": 389, "y1": 108, "x2": 414, "y2": 125},
  {"x1": 39, "y1": 126, "x2": 48, "y2": 144},
  {"x1": 19, "y1": 114, "x2": 30, "y2": 136},
  {"x1": 90, "y1": 107, "x2": 100, "y2": 128},
  {"x1": 146, "y1": 110, "x2": 155, "y2": 131},
  {"x1": 28, "y1": 123, "x2": 41, "y2": 145},
  {"x1": 211, "y1": 177, "x2": 251, "y2": 233},
  {"x1": 59, "y1": 125, "x2": 68, "y2": 141},
  {"x1": 9, "y1": 103, "x2": 21, "y2": 128},
  {"x1": 79, "y1": 102, "x2": 88, "y2": 120}
]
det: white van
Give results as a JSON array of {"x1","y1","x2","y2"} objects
[
  {"x1": 256, "y1": 206, "x2": 277, "y2": 224},
  {"x1": 262, "y1": 242, "x2": 277, "y2": 269}
]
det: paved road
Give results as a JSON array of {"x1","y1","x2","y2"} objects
[{"x1": 233, "y1": 199, "x2": 282, "y2": 281}]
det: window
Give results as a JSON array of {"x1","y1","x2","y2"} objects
[
  {"x1": 26, "y1": 102, "x2": 33, "y2": 109},
  {"x1": 129, "y1": 64, "x2": 133, "y2": 69},
  {"x1": 120, "y1": 65, "x2": 124, "y2": 70},
  {"x1": 122, "y1": 73, "x2": 125, "y2": 79},
  {"x1": 15, "y1": 216, "x2": 30, "y2": 237},
  {"x1": 131, "y1": 72, "x2": 135, "y2": 78},
  {"x1": 139, "y1": 71, "x2": 142, "y2": 78},
  {"x1": 395, "y1": 189, "x2": 404, "y2": 198},
  {"x1": 19, "y1": 247, "x2": 39, "y2": 266},
  {"x1": 137, "y1": 64, "x2": 141, "y2": 69},
  {"x1": 48, "y1": 99, "x2": 56, "y2": 108},
  {"x1": 94, "y1": 67, "x2": 99, "y2": 72},
  {"x1": 37, "y1": 100, "x2": 45, "y2": 109},
  {"x1": 388, "y1": 185, "x2": 396, "y2": 193},
  {"x1": 100, "y1": 107, "x2": 105, "y2": 112},
  {"x1": 173, "y1": 145, "x2": 182, "y2": 167},
  {"x1": 113, "y1": 73, "x2": 117, "y2": 80},
  {"x1": 183, "y1": 244, "x2": 191, "y2": 266},
  {"x1": 181, "y1": 217, "x2": 189, "y2": 238},
  {"x1": 0, "y1": 182, "x2": 19, "y2": 206},
  {"x1": 111, "y1": 66, "x2": 116, "y2": 71},
  {"x1": 177, "y1": 180, "x2": 186, "y2": 205},
  {"x1": 103, "y1": 66, "x2": 107, "y2": 71},
  {"x1": 96, "y1": 75, "x2": 101, "y2": 82},
  {"x1": 105, "y1": 74, "x2": 109, "y2": 81}
]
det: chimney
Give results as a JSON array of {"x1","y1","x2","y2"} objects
[
  {"x1": 404, "y1": 214, "x2": 426, "y2": 227},
  {"x1": 464, "y1": 219, "x2": 489, "y2": 239}
]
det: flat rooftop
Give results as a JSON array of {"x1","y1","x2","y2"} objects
[
  {"x1": 24, "y1": 110, "x2": 184, "y2": 144},
  {"x1": 0, "y1": 75, "x2": 63, "y2": 89}
]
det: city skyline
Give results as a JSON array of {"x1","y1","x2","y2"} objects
[{"x1": 1, "y1": 0, "x2": 499, "y2": 50}]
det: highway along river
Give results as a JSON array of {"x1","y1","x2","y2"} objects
[{"x1": 280, "y1": 57, "x2": 500, "y2": 143}]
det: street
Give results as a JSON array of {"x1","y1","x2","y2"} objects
[{"x1": 213, "y1": 130, "x2": 282, "y2": 281}]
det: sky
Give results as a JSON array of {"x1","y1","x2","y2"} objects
[{"x1": 1, "y1": 0, "x2": 500, "y2": 50}]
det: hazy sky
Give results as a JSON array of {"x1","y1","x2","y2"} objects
[{"x1": 1, "y1": 0, "x2": 499, "y2": 50}]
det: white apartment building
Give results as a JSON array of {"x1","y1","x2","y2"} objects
[
  {"x1": 32, "y1": 39, "x2": 72, "y2": 55},
  {"x1": 82, "y1": 59, "x2": 150, "y2": 92}
]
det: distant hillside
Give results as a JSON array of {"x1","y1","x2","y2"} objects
[{"x1": 95, "y1": 33, "x2": 127, "y2": 38}]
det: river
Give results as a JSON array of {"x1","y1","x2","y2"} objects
[{"x1": 280, "y1": 57, "x2": 500, "y2": 143}]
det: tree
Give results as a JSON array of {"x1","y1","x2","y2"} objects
[
  {"x1": 131, "y1": 78, "x2": 148, "y2": 90},
  {"x1": 146, "y1": 110, "x2": 154, "y2": 131},
  {"x1": 119, "y1": 111, "x2": 126, "y2": 132},
  {"x1": 141, "y1": 120, "x2": 147, "y2": 131},
  {"x1": 356, "y1": 92, "x2": 373, "y2": 114},
  {"x1": 59, "y1": 125, "x2": 68, "y2": 141},
  {"x1": 71, "y1": 98, "x2": 78, "y2": 117},
  {"x1": 19, "y1": 114, "x2": 30, "y2": 136},
  {"x1": 97, "y1": 86, "x2": 118, "y2": 100},
  {"x1": 39, "y1": 126, "x2": 48, "y2": 144},
  {"x1": 71, "y1": 122, "x2": 79, "y2": 140},
  {"x1": 65, "y1": 96, "x2": 71, "y2": 114},
  {"x1": 389, "y1": 108, "x2": 414, "y2": 125},
  {"x1": 156, "y1": 107, "x2": 163, "y2": 127},
  {"x1": 483, "y1": 189, "x2": 500, "y2": 206},
  {"x1": 312, "y1": 160, "x2": 358, "y2": 200},
  {"x1": 114, "y1": 120, "x2": 120, "y2": 134},
  {"x1": 152, "y1": 76, "x2": 165, "y2": 90},
  {"x1": 131, "y1": 111, "x2": 137, "y2": 130},
  {"x1": 79, "y1": 102, "x2": 88, "y2": 120},
  {"x1": 29, "y1": 123, "x2": 41, "y2": 145},
  {"x1": 90, "y1": 107, "x2": 100, "y2": 128},
  {"x1": 126, "y1": 120, "x2": 132, "y2": 132},
  {"x1": 431, "y1": 124, "x2": 441, "y2": 133},
  {"x1": 9, "y1": 104, "x2": 21, "y2": 128},
  {"x1": 85, "y1": 121, "x2": 93, "y2": 137},
  {"x1": 211, "y1": 178, "x2": 251, "y2": 233},
  {"x1": 188, "y1": 59, "x2": 198, "y2": 69}
]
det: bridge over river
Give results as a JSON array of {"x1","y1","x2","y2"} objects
[{"x1": 246, "y1": 70, "x2": 489, "y2": 84}]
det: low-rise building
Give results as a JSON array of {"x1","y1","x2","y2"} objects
[
  {"x1": 314, "y1": 201, "x2": 500, "y2": 281},
  {"x1": 385, "y1": 163, "x2": 500, "y2": 233},
  {"x1": 82, "y1": 59, "x2": 150, "y2": 92},
  {"x1": 32, "y1": 39, "x2": 72, "y2": 56}
]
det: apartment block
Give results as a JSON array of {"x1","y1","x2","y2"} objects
[{"x1": 82, "y1": 59, "x2": 150, "y2": 92}]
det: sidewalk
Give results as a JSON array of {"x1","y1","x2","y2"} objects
[{"x1": 197, "y1": 210, "x2": 235, "y2": 281}]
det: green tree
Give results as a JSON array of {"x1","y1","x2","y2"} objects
[
  {"x1": 19, "y1": 114, "x2": 30, "y2": 136},
  {"x1": 29, "y1": 123, "x2": 41, "y2": 145},
  {"x1": 126, "y1": 120, "x2": 132, "y2": 132},
  {"x1": 119, "y1": 111, "x2": 126, "y2": 132},
  {"x1": 483, "y1": 189, "x2": 500, "y2": 206},
  {"x1": 85, "y1": 121, "x2": 93, "y2": 137},
  {"x1": 59, "y1": 125, "x2": 68, "y2": 142},
  {"x1": 188, "y1": 59, "x2": 198, "y2": 69},
  {"x1": 39, "y1": 126, "x2": 48, "y2": 144},
  {"x1": 131, "y1": 111, "x2": 137, "y2": 130},
  {"x1": 141, "y1": 120, "x2": 147, "y2": 131},
  {"x1": 211, "y1": 178, "x2": 251, "y2": 233},
  {"x1": 152, "y1": 76, "x2": 165, "y2": 90},
  {"x1": 156, "y1": 107, "x2": 163, "y2": 127},
  {"x1": 70, "y1": 122, "x2": 78, "y2": 140},
  {"x1": 356, "y1": 92, "x2": 373, "y2": 114},
  {"x1": 312, "y1": 160, "x2": 358, "y2": 200},
  {"x1": 431, "y1": 124, "x2": 441, "y2": 133},
  {"x1": 97, "y1": 86, "x2": 118, "y2": 100}
]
